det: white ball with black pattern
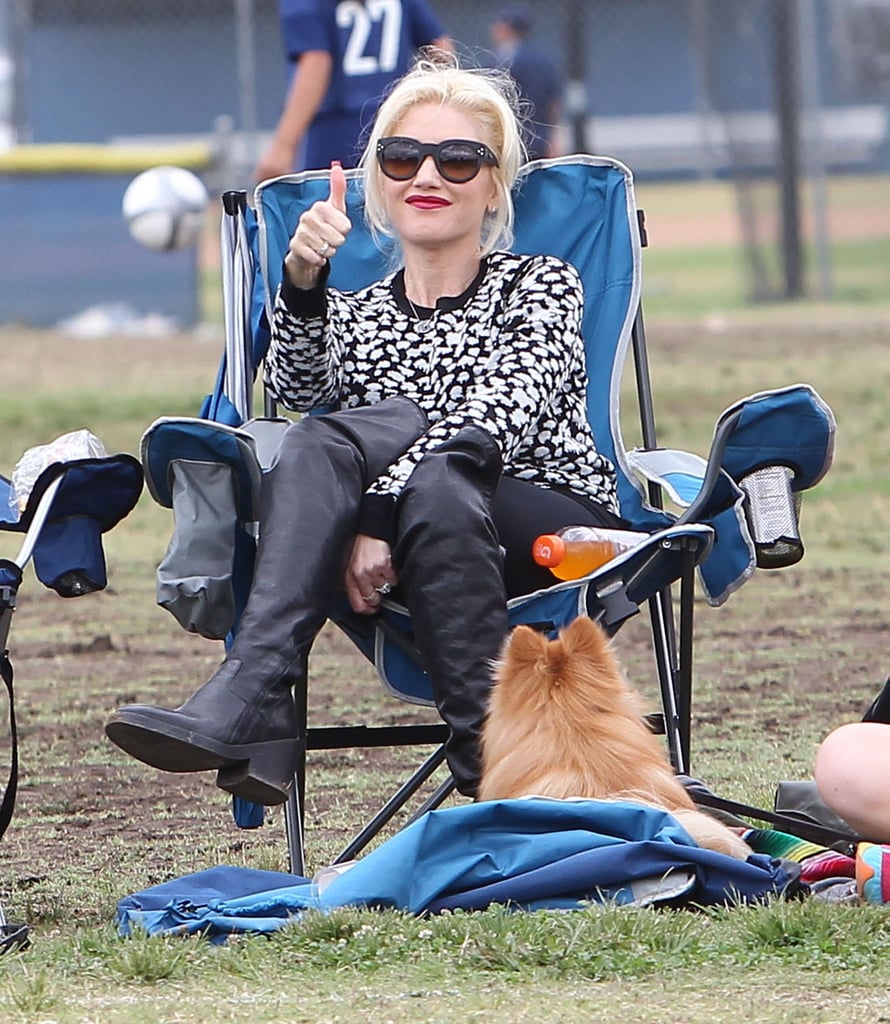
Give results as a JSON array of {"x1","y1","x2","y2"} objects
[{"x1": 122, "y1": 166, "x2": 208, "y2": 251}]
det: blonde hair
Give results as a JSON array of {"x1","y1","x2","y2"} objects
[{"x1": 359, "y1": 56, "x2": 525, "y2": 256}]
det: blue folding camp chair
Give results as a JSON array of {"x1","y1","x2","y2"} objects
[
  {"x1": 0, "y1": 447, "x2": 142, "y2": 940},
  {"x1": 141, "y1": 155, "x2": 835, "y2": 874}
]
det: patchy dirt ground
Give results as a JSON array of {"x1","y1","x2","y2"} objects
[
  {"x1": 1, "y1": 312, "x2": 888, "y2": 925},
  {"x1": 1, "y1": 555, "x2": 887, "y2": 920}
]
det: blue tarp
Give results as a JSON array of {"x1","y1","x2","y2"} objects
[{"x1": 118, "y1": 799, "x2": 799, "y2": 942}]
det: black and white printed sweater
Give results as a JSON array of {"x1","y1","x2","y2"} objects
[{"x1": 266, "y1": 250, "x2": 619, "y2": 539}]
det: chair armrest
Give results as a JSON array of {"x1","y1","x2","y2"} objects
[
  {"x1": 625, "y1": 447, "x2": 739, "y2": 525},
  {"x1": 628, "y1": 383, "x2": 836, "y2": 576},
  {"x1": 141, "y1": 417, "x2": 262, "y2": 520},
  {"x1": 0, "y1": 456, "x2": 144, "y2": 596}
]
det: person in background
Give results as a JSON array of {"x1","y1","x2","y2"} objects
[
  {"x1": 107, "y1": 59, "x2": 627, "y2": 805},
  {"x1": 489, "y1": 5, "x2": 565, "y2": 161},
  {"x1": 255, "y1": 0, "x2": 452, "y2": 181},
  {"x1": 814, "y1": 678, "x2": 890, "y2": 841}
]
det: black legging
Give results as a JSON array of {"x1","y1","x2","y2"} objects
[{"x1": 492, "y1": 474, "x2": 628, "y2": 598}]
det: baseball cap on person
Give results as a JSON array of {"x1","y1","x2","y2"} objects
[{"x1": 495, "y1": 6, "x2": 533, "y2": 32}]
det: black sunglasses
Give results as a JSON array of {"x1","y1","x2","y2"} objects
[{"x1": 376, "y1": 137, "x2": 499, "y2": 184}]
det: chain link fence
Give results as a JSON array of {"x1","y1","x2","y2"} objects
[
  {"x1": 6, "y1": 1, "x2": 887, "y2": 169},
  {"x1": 1, "y1": 0, "x2": 888, "y2": 323}
]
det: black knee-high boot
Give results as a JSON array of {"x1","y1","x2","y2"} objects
[
  {"x1": 106, "y1": 398, "x2": 427, "y2": 805},
  {"x1": 394, "y1": 426, "x2": 508, "y2": 797}
]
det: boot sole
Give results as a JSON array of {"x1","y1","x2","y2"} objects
[
  {"x1": 216, "y1": 757, "x2": 295, "y2": 806},
  {"x1": 105, "y1": 711, "x2": 296, "y2": 805}
]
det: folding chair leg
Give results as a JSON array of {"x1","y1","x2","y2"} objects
[
  {"x1": 333, "y1": 744, "x2": 449, "y2": 865},
  {"x1": 650, "y1": 544, "x2": 697, "y2": 776},
  {"x1": 404, "y1": 774, "x2": 457, "y2": 824},
  {"x1": 676, "y1": 551, "x2": 696, "y2": 769},
  {"x1": 649, "y1": 589, "x2": 684, "y2": 773},
  {"x1": 285, "y1": 657, "x2": 309, "y2": 877},
  {"x1": 284, "y1": 784, "x2": 305, "y2": 877}
]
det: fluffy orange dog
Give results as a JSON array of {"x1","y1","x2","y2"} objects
[{"x1": 478, "y1": 616, "x2": 751, "y2": 860}]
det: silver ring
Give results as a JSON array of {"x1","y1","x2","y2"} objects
[
  {"x1": 317, "y1": 240, "x2": 331, "y2": 258},
  {"x1": 375, "y1": 582, "x2": 392, "y2": 596},
  {"x1": 362, "y1": 592, "x2": 377, "y2": 603}
]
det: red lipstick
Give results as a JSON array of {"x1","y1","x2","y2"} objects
[{"x1": 407, "y1": 196, "x2": 451, "y2": 209}]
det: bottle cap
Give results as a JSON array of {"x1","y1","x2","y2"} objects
[{"x1": 532, "y1": 533, "x2": 565, "y2": 567}]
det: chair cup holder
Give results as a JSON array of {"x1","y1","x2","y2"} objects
[{"x1": 739, "y1": 465, "x2": 804, "y2": 569}]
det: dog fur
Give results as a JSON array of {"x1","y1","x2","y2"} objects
[{"x1": 478, "y1": 616, "x2": 751, "y2": 860}]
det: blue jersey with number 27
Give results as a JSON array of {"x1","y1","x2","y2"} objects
[{"x1": 280, "y1": 0, "x2": 444, "y2": 168}]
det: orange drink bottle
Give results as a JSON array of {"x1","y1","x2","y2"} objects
[{"x1": 532, "y1": 526, "x2": 649, "y2": 581}]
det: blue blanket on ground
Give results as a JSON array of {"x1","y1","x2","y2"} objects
[{"x1": 117, "y1": 798, "x2": 799, "y2": 941}]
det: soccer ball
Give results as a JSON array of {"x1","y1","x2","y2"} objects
[{"x1": 122, "y1": 165, "x2": 209, "y2": 251}]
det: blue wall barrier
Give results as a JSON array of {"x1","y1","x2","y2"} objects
[{"x1": 0, "y1": 174, "x2": 201, "y2": 329}]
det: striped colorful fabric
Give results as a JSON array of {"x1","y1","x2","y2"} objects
[
  {"x1": 744, "y1": 829, "x2": 860, "y2": 884},
  {"x1": 798, "y1": 849, "x2": 857, "y2": 884},
  {"x1": 744, "y1": 829, "x2": 829, "y2": 864}
]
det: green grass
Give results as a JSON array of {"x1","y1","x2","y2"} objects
[
  {"x1": 5, "y1": 317, "x2": 888, "y2": 1015},
  {"x1": 641, "y1": 235, "x2": 890, "y2": 316},
  {"x1": 635, "y1": 172, "x2": 890, "y2": 315},
  {"x1": 3, "y1": 901, "x2": 890, "y2": 1022}
]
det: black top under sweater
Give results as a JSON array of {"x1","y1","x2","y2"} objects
[{"x1": 265, "y1": 251, "x2": 620, "y2": 539}]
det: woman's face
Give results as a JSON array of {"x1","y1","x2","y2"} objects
[{"x1": 381, "y1": 102, "x2": 498, "y2": 254}]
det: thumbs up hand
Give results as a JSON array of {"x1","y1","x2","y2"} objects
[
  {"x1": 284, "y1": 160, "x2": 353, "y2": 288},
  {"x1": 328, "y1": 160, "x2": 348, "y2": 214}
]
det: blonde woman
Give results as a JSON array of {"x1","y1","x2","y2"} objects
[{"x1": 107, "y1": 60, "x2": 627, "y2": 803}]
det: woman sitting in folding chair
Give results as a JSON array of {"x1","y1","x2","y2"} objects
[{"x1": 106, "y1": 57, "x2": 629, "y2": 803}]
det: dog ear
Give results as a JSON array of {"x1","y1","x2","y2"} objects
[
  {"x1": 560, "y1": 616, "x2": 609, "y2": 655},
  {"x1": 560, "y1": 617, "x2": 619, "y2": 674},
  {"x1": 503, "y1": 624, "x2": 547, "y2": 664}
]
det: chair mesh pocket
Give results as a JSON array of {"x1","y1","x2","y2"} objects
[
  {"x1": 156, "y1": 460, "x2": 238, "y2": 639},
  {"x1": 739, "y1": 465, "x2": 803, "y2": 569}
]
